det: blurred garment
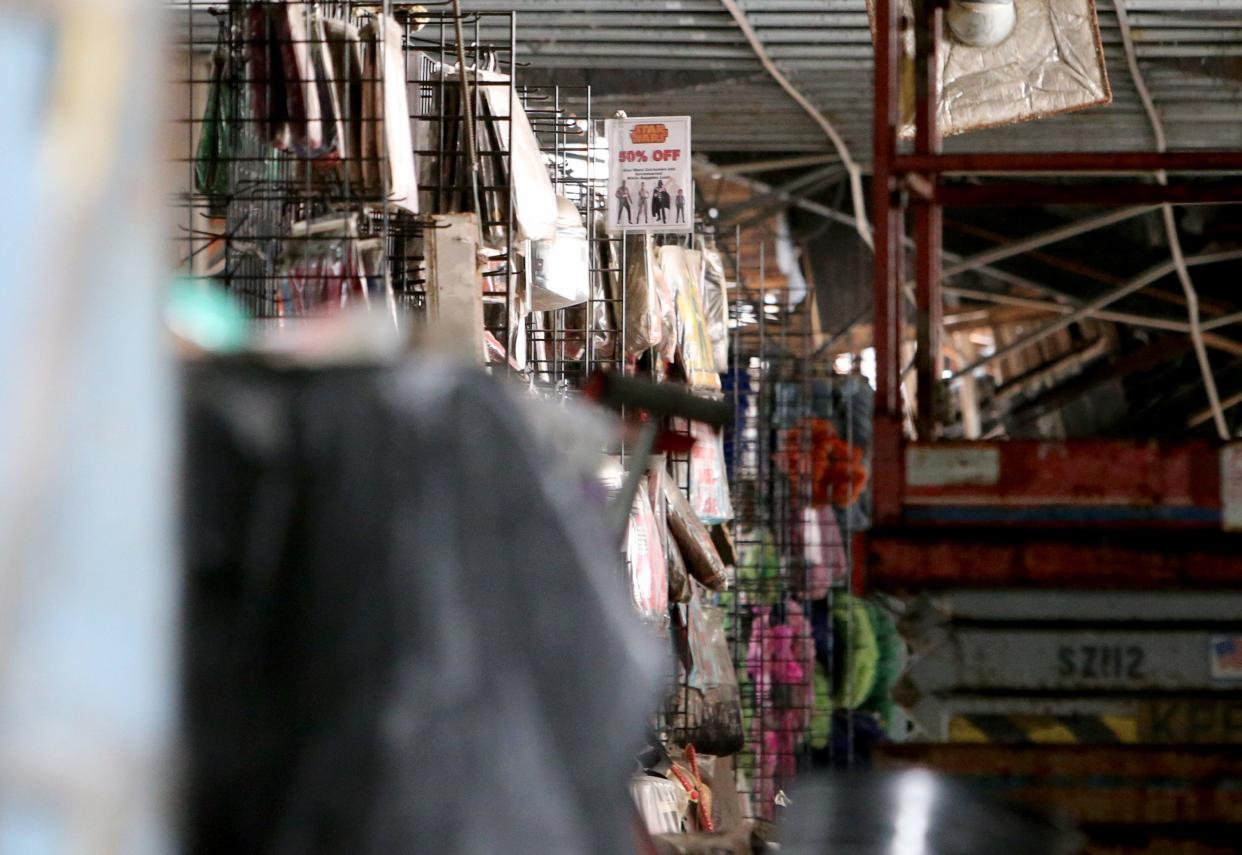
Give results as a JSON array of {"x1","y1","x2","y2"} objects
[
  {"x1": 0, "y1": 5, "x2": 175, "y2": 855},
  {"x1": 182, "y1": 357, "x2": 660, "y2": 855}
]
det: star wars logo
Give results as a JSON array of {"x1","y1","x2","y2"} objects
[{"x1": 628, "y1": 123, "x2": 669, "y2": 145}]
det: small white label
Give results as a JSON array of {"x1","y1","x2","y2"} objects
[
  {"x1": 906, "y1": 446, "x2": 1000, "y2": 487},
  {"x1": 1222, "y1": 444, "x2": 1242, "y2": 532},
  {"x1": 1210, "y1": 635, "x2": 1242, "y2": 680}
]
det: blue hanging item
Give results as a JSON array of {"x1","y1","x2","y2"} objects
[{"x1": 720, "y1": 367, "x2": 751, "y2": 482}]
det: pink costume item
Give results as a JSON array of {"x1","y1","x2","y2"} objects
[
  {"x1": 745, "y1": 601, "x2": 815, "y2": 820},
  {"x1": 799, "y1": 504, "x2": 848, "y2": 599}
]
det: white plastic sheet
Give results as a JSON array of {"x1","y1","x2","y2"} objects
[{"x1": 869, "y1": 0, "x2": 1111, "y2": 136}]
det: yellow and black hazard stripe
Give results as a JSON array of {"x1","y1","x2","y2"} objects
[{"x1": 948, "y1": 714, "x2": 1138, "y2": 744}]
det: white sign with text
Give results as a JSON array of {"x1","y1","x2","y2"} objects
[{"x1": 605, "y1": 116, "x2": 692, "y2": 233}]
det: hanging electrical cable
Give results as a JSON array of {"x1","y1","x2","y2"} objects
[
  {"x1": 1115, "y1": 0, "x2": 1229, "y2": 439},
  {"x1": 718, "y1": 0, "x2": 873, "y2": 251}
]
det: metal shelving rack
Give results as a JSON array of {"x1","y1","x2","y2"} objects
[
  {"x1": 867, "y1": 0, "x2": 1242, "y2": 568},
  {"x1": 867, "y1": 3, "x2": 1242, "y2": 848}
]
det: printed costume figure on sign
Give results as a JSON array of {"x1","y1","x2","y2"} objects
[
  {"x1": 653, "y1": 180, "x2": 668, "y2": 224},
  {"x1": 637, "y1": 182, "x2": 649, "y2": 223},
  {"x1": 615, "y1": 182, "x2": 633, "y2": 224},
  {"x1": 676, "y1": 188, "x2": 686, "y2": 223}
]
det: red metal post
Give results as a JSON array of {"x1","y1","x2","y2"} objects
[
  {"x1": 871, "y1": 0, "x2": 905, "y2": 525},
  {"x1": 912, "y1": 0, "x2": 942, "y2": 441}
]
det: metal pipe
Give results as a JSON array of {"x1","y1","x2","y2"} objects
[
  {"x1": 896, "y1": 151, "x2": 1242, "y2": 173},
  {"x1": 1116, "y1": 0, "x2": 1230, "y2": 439},
  {"x1": 714, "y1": 153, "x2": 839, "y2": 175},
  {"x1": 1203, "y1": 310, "x2": 1242, "y2": 332},
  {"x1": 1188, "y1": 389, "x2": 1242, "y2": 430},
  {"x1": 942, "y1": 206, "x2": 1159, "y2": 277},
  {"x1": 944, "y1": 286, "x2": 1242, "y2": 356},
  {"x1": 947, "y1": 249, "x2": 1242, "y2": 381},
  {"x1": 718, "y1": 0, "x2": 873, "y2": 249}
]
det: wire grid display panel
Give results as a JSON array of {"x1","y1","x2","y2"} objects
[
  {"x1": 172, "y1": 0, "x2": 519, "y2": 344},
  {"x1": 721, "y1": 235, "x2": 872, "y2": 827},
  {"x1": 521, "y1": 85, "x2": 626, "y2": 389}
]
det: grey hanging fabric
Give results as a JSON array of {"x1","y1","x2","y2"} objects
[{"x1": 182, "y1": 357, "x2": 661, "y2": 855}]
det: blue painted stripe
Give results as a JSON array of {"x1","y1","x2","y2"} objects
[{"x1": 904, "y1": 505, "x2": 1222, "y2": 524}]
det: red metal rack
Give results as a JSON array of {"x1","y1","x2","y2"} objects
[{"x1": 865, "y1": 0, "x2": 1242, "y2": 591}]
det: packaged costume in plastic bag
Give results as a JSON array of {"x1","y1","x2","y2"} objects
[
  {"x1": 687, "y1": 420, "x2": 733, "y2": 525},
  {"x1": 661, "y1": 245, "x2": 720, "y2": 390},
  {"x1": 653, "y1": 244, "x2": 678, "y2": 365},
  {"x1": 664, "y1": 475, "x2": 729, "y2": 591},
  {"x1": 671, "y1": 595, "x2": 744, "y2": 758},
  {"x1": 666, "y1": 536, "x2": 692, "y2": 604},
  {"x1": 559, "y1": 213, "x2": 618, "y2": 363},
  {"x1": 627, "y1": 485, "x2": 670, "y2": 623},
  {"x1": 624, "y1": 233, "x2": 663, "y2": 355},
  {"x1": 530, "y1": 196, "x2": 590, "y2": 311},
  {"x1": 647, "y1": 461, "x2": 690, "y2": 604},
  {"x1": 475, "y1": 68, "x2": 557, "y2": 241},
  {"x1": 631, "y1": 774, "x2": 688, "y2": 836},
  {"x1": 700, "y1": 240, "x2": 730, "y2": 371}
]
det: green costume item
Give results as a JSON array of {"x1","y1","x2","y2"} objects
[
  {"x1": 831, "y1": 593, "x2": 878, "y2": 709},
  {"x1": 808, "y1": 660, "x2": 832, "y2": 750},
  {"x1": 859, "y1": 598, "x2": 904, "y2": 726},
  {"x1": 733, "y1": 529, "x2": 782, "y2": 605}
]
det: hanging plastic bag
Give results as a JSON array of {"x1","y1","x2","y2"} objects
[
  {"x1": 687, "y1": 420, "x2": 734, "y2": 525},
  {"x1": 475, "y1": 68, "x2": 557, "y2": 241},
  {"x1": 664, "y1": 476, "x2": 729, "y2": 591},
  {"x1": 671, "y1": 592, "x2": 745, "y2": 758},
  {"x1": 631, "y1": 774, "x2": 688, "y2": 836},
  {"x1": 647, "y1": 462, "x2": 690, "y2": 605},
  {"x1": 661, "y1": 245, "x2": 720, "y2": 390},
  {"x1": 562, "y1": 213, "x2": 619, "y2": 362},
  {"x1": 627, "y1": 484, "x2": 670, "y2": 624},
  {"x1": 652, "y1": 241, "x2": 678, "y2": 364},
  {"x1": 701, "y1": 240, "x2": 730, "y2": 372},
  {"x1": 623, "y1": 233, "x2": 662, "y2": 355},
  {"x1": 529, "y1": 196, "x2": 590, "y2": 311}
]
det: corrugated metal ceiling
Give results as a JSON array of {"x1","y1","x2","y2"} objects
[
  {"x1": 171, "y1": 0, "x2": 1242, "y2": 156},
  {"x1": 462, "y1": 0, "x2": 1242, "y2": 156}
]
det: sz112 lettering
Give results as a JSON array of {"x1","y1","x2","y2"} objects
[{"x1": 1057, "y1": 645, "x2": 1145, "y2": 679}]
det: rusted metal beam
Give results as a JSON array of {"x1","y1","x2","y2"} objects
[
  {"x1": 896, "y1": 151, "x2": 1242, "y2": 173},
  {"x1": 941, "y1": 207, "x2": 1159, "y2": 278},
  {"x1": 899, "y1": 439, "x2": 1221, "y2": 510},
  {"x1": 948, "y1": 249, "x2": 1242, "y2": 381},
  {"x1": 861, "y1": 529, "x2": 1242, "y2": 591},
  {"x1": 937, "y1": 181, "x2": 1242, "y2": 207}
]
